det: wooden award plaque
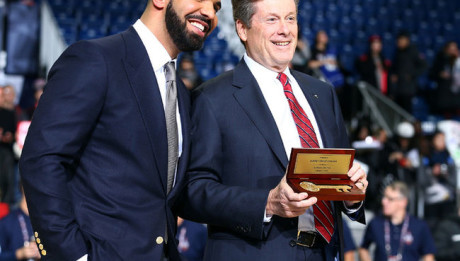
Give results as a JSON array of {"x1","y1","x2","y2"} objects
[{"x1": 286, "y1": 148, "x2": 365, "y2": 201}]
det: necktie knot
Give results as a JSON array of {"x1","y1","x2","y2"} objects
[
  {"x1": 277, "y1": 72, "x2": 288, "y2": 87},
  {"x1": 277, "y1": 72, "x2": 295, "y2": 94}
]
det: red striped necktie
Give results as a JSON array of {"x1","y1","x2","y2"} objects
[{"x1": 277, "y1": 72, "x2": 335, "y2": 243}]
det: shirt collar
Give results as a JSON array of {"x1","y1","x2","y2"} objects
[{"x1": 133, "y1": 19, "x2": 176, "y2": 71}]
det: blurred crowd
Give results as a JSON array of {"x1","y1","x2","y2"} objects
[{"x1": 291, "y1": 30, "x2": 460, "y2": 120}]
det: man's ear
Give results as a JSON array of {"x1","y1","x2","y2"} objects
[
  {"x1": 152, "y1": 0, "x2": 167, "y2": 9},
  {"x1": 236, "y1": 20, "x2": 248, "y2": 42}
]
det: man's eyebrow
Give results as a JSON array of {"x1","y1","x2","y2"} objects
[{"x1": 265, "y1": 11, "x2": 296, "y2": 17}]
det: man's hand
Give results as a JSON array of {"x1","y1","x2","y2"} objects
[
  {"x1": 15, "y1": 241, "x2": 41, "y2": 260},
  {"x1": 266, "y1": 175, "x2": 317, "y2": 218},
  {"x1": 345, "y1": 161, "x2": 368, "y2": 207}
]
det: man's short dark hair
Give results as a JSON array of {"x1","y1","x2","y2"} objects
[
  {"x1": 397, "y1": 30, "x2": 410, "y2": 39},
  {"x1": 232, "y1": 0, "x2": 299, "y2": 28}
]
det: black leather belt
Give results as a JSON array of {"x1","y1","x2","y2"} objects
[{"x1": 295, "y1": 231, "x2": 327, "y2": 248}]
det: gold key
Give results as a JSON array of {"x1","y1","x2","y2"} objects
[{"x1": 300, "y1": 181, "x2": 352, "y2": 192}]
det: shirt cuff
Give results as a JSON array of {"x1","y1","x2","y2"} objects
[
  {"x1": 263, "y1": 209, "x2": 273, "y2": 223},
  {"x1": 342, "y1": 201, "x2": 363, "y2": 214},
  {"x1": 77, "y1": 254, "x2": 88, "y2": 261}
]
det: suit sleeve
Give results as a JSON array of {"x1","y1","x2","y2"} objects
[
  {"x1": 178, "y1": 90, "x2": 270, "y2": 240},
  {"x1": 19, "y1": 41, "x2": 107, "y2": 260}
]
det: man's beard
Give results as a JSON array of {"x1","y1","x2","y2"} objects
[{"x1": 165, "y1": 1, "x2": 209, "y2": 52}]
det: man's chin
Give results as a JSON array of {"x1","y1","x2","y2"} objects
[{"x1": 176, "y1": 39, "x2": 204, "y2": 52}]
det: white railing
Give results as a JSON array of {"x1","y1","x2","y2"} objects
[
  {"x1": 217, "y1": 0, "x2": 245, "y2": 58},
  {"x1": 40, "y1": 0, "x2": 67, "y2": 77}
]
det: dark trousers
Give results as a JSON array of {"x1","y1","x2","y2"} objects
[{"x1": 295, "y1": 245, "x2": 325, "y2": 261}]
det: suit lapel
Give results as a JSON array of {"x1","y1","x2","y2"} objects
[
  {"x1": 121, "y1": 27, "x2": 168, "y2": 194},
  {"x1": 292, "y1": 71, "x2": 333, "y2": 148},
  {"x1": 233, "y1": 60, "x2": 288, "y2": 168}
]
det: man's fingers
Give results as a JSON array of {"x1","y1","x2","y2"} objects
[
  {"x1": 348, "y1": 162, "x2": 361, "y2": 177},
  {"x1": 348, "y1": 163, "x2": 367, "y2": 182},
  {"x1": 356, "y1": 179, "x2": 368, "y2": 191},
  {"x1": 285, "y1": 196, "x2": 317, "y2": 210},
  {"x1": 281, "y1": 196, "x2": 318, "y2": 218},
  {"x1": 284, "y1": 190, "x2": 309, "y2": 201},
  {"x1": 280, "y1": 179, "x2": 309, "y2": 201}
]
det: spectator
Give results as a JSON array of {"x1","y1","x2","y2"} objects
[
  {"x1": 432, "y1": 208, "x2": 460, "y2": 261},
  {"x1": 1, "y1": 85, "x2": 16, "y2": 111},
  {"x1": 0, "y1": 185, "x2": 41, "y2": 260},
  {"x1": 359, "y1": 181, "x2": 436, "y2": 261},
  {"x1": 0, "y1": 202, "x2": 8, "y2": 219},
  {"x1": 308, "y1": 30, "x2": 345, "y2": 89},
  {"x1": 389, "y1": 31, "x2": 426, "y2": 113},
  {"x1": 342, "y1": 220, "x2": 358, "y2": 261},
  {"x1": 353, "y1": 127, "x2": 392, "y2": 213},
  {"x1": 0, "y1": 86, "x2": 17, "y2": 204},
  {"x1": 387, "y1": 122, "x2": 420, "y2": 185},
  {"x1": 356, "y1": 35, "x2": 391, "y2": 95},
  {"x1": 429, "y1": 41, "x2": 460, "y2": 116},
  {"x1": 176, "y1": 218, "x2": 207, "y2": 261},
  {"x1": 0, "y1": 86, "x2": 17, "y2": 146},
  {"x1": 178, "y1": 54, "x2": 203, "y2": 90},
  {"x1": 422, "y1": 131, "x2": 456, "y2": 220},
  {"x1": 291, "y1": 26, "x2": 311, "y2": 74},
  {"x1": 16, "y1": 78, "x2": 45, "y2": 122}
]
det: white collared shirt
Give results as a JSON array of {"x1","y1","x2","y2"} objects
[
  {"x1": 133, "y1": 19, "x2": 183, "y2": 157},
  {"x1": 243, "y1": 54, "x2": 320, "y2": 231}
]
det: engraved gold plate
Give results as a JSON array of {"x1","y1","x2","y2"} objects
[
  {"x1": 286, "y1": 148, "x2": 365, "y2": 201},
  {"x1": 294, "y1": 153, "x2": 352, "y2": 174}
]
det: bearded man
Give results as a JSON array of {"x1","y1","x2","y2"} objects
[{"x1": 19, "y1": 0, "x2": 221, "y2": 260}]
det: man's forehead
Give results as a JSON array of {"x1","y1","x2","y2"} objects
[
  {"x1": 254, "y1": 0, "x2": 297, "y2": 14},
  {"x1": 385, "y1": 187, "x2": 400, "y2": 195}
]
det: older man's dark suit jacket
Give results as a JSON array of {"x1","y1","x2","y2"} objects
[
  {"x1": 19, "y1": 27, "x2": 190, "y2": 261},
  {"x1": 178, "y1": 59, "x2": 365, "y2": 260}
]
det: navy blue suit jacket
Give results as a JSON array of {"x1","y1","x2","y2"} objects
[
  {"x1": 19, "y1": 27, "x2": 190, "y2": 261},
  {"x1": 178, "y1": 60, "x2": 365, "y2": 260}
]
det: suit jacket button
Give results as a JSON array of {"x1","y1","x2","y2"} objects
[
  {"x1": 36, "y1": 238, "x2": 41, "y2": 244},
  {"x1": 156, "y1": 236, "x2": 164, "y2": 244},
  {"x1": 39, "y1": 244, "x2": 44, "y2": 250},
  {"x1": 41, "y1": 250, "x2": 47, "y2": 256},
  {"x1": 289, "y1": 240, "x2": 296, "y2": 247},
  {"x1": 34, "y1": 232, "x2": 39, "y2": 238}
]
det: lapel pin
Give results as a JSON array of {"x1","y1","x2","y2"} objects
[{"x1": 314, "y1": 95, "x2": 318, "y2": 99}]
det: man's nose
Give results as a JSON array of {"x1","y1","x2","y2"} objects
[{"x1": 200, "y1": 1, "x2": 216, "y2": 20}]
